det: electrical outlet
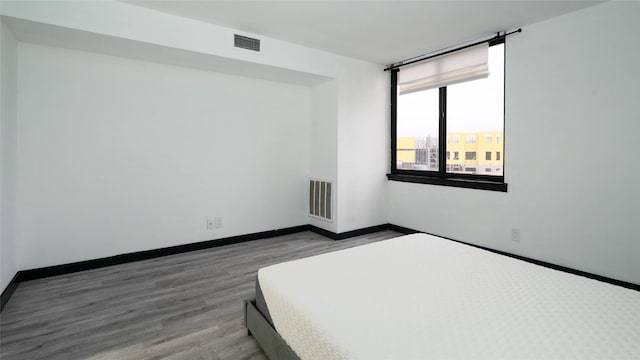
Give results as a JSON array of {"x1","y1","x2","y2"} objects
[
  {"x1": 214, "y1": 217, "x2": 223, "y2": 228},
  {"x1": 511, "y1": 228, "x2": 521, "y2": 242},
  {"x1": 207, "y1": 219, "x2": 215, "y2": 230}
]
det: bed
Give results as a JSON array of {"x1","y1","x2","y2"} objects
[{"x1": 244, "y1": 233, "x2": 640, "y2": 359}]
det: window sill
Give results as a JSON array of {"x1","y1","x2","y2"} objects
[{"x1": 387, "y1": 173, "x2": 508, "y2": 192}]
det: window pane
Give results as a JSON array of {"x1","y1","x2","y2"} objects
[
  {"x1": 396, "y1": 88, "x2": 439, "y2": 171},
  {"x1": 446, "y1": 43, "x2": 504, "y2": 176}
]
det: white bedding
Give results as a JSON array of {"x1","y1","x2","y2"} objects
[{"x1": 258, "y1": 233, "x2": 640, "y2": 360}]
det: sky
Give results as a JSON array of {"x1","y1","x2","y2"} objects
[{"x1": 397, "y1": 44, "x2": 504, "y2": 137}]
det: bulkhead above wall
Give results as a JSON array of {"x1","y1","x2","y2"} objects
[{"x1": 0, "y1": 15, "x2": 332, "y2": 86}]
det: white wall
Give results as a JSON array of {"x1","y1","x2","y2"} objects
[
  {"x1": 308, "y1": 60, "x2": 389, "y2": 234},
  {"x1": 336, "y1": 66, "x2": 389, "y2": 233},
  {"x1": 389, "y1": 1, "x2": 640, "y2": 284},
  {"x1": 309, "y1": 80, "x2": 339, "y2": 232},
  {"x1": 0, "y1": 0, "x2": 390, "y2": 270},
  {"x1": 1, "y1": 20, "x2": 18, "y2": 292},
  {"x1": 2, "y1": 1, "x2": 390, "y2": 261},
  {"x1": 16, "y1": 43, "x2": 311, "y2": 269}
]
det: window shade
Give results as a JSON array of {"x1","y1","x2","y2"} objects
[{"x1": 398, "y1": 43, "x2": 489, "y2": 95}]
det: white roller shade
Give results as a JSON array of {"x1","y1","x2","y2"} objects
[{"x1": 398, "y1": 43, "x2": 489, "y2": 95}]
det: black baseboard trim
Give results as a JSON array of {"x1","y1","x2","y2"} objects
[
  {"x1": 410, "y1": 229, "x2": 640, "y2": 292},
  {"x1": 1, "y1": 272, "x2": 20, "y2": 311},
  {"x1": 309, "y1": 224, "x2": 391, "y2": 240},
  {"x1": 16, "y1": 225, "x2": 310, "y2": 283},
  {"x1": 4, "y1": 222, "x2": 636, "y2": 312},
  {"x1": 8, "y1": 223, "x2": 402, "y2": 296},
  {"x1": 306, "y1": 225, "x2": 336, "y2": 239},
  {"x1": 387, "y1": 224, "x2": 420, "y2": 235}
]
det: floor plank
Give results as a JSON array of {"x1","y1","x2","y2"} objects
[{"x1": 0, "y1": 230, "x2": 401, "y2": 359}]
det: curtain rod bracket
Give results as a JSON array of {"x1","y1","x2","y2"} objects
[{"x1": 384, "y1": 28, "x2": 522, "y2": 72}]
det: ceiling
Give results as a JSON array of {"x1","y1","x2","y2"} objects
[{"x1": 124, "y1": 0, "x2": 601, "y2": 65}]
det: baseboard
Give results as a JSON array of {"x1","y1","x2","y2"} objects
[
  {"x1": 413, "y1": 229, "x2": 640, "y2": 292},
  {"x1": 1, "y1": 272, "x2": 20, "y2": 311},
  {"x1": 308, "y1": 223, "x2": 418, "y2": 240},
  {"x1": 2, "y1": 223, "x2": 399, "y2": 309},
  {"x1": 10, "y1": 223, "x2": 400, "y2": 285},
  {"x1": 16, "y1": 225, "x2": 310, "y2": 283},
  {"x1": 387, "y1": 224, "x2": 420, "y2": 235},
  {"x1": 308, "y1": 224, "x2": 393, "y2": 240},
  {"x1": 5, "y1": 222, "x2": 633, "y2": 312}
]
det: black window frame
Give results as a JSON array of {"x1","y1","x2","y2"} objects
[{"x1": 387, "y1": 39, "x2": 507, "y2": 192}]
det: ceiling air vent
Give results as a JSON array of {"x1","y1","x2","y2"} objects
[{"x1": 234, "y1": 34, "x2": 260, "y2": 52}]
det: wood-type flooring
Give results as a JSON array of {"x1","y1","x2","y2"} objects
[{"x1": 0, "y1": 230, "x2": 401, "y2": 360}]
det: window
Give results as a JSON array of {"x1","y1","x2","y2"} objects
[
  {"x1": 429, "y1": 148, "x2": 438, "y2": 169},
  {"x1": 389, "y1": 40, "x2": 506, "y2": 192},
  {"x1": 465, "y1": 135, "x2": 476, "y2": 144},
  {"x1": 416, "y1": 149, "x2": 427, "y2": 165}
]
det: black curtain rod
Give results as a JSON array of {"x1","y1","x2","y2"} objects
[{"x1": 384, "y1": 28, "x2": 522, "y2": 72}]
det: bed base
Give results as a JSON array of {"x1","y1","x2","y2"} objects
[{"x1": 244, "y1": 299, "x2": 301, "y2": 360}]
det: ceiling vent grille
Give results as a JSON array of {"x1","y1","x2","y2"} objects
[{"x1": 234, "y1": 34, "x2": 260, "y2": 52}]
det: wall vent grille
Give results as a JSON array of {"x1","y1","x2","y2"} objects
[
  {"x1": 309, "y1": 179, "x2": 333, "y2": 222},
  {"x1": 234, "y1": 34, "x2": 260, "y2": 52}
]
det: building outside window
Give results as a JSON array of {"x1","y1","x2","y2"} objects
[
  {"x1": 465, "y1": 135, "x2": 476, "y2": 144},
  {"x1": 390, "y1": 40, "x2": 506, "y2": 191}
]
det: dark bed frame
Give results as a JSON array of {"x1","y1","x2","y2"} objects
[{"x1": 244, "y1": 299, "x2": 301, "y2": 360}]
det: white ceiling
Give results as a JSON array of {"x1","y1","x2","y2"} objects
[{"x1": 124, "y1": 0, "x2": 602, "y2": 65}]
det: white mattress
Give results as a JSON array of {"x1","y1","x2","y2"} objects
[{"x1": 258, "y1": 233, "x2": 640, "y2": 360}]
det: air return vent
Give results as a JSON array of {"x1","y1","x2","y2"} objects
[
  {"x1": 309, "y1": 179, "x2": 333, "y2": 222},
  {"x1": 234, "y1": 34, "x2": 260, "y2": 52}
]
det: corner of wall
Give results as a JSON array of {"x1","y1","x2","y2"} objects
[
  {"x1": 308, "y1": 79, "x2": 338, "y2": 233},
  {"x1": 1, "y1": 18, "x2": 19, "y2": 293}
]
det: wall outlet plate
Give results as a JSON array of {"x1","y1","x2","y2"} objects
[
  {"x1": 207, "y1": 219, "x2": 215, "y2": 230},
  {"x1": 511, "y1": 228, "x2": 521, "y2": 242}
]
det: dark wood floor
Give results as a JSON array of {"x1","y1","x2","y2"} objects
[{"x1": 0, "y1": 230, "x2": 401, "y2": 360}]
